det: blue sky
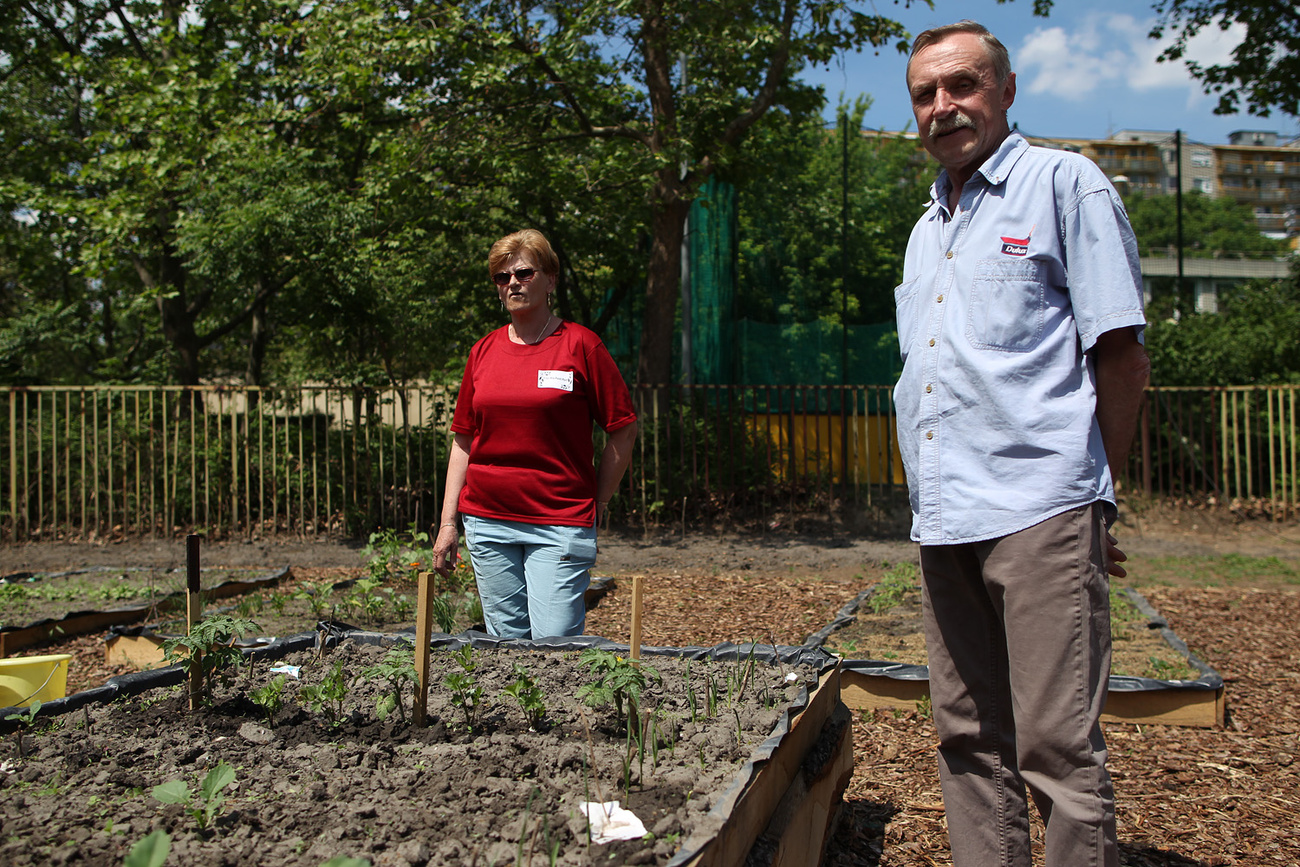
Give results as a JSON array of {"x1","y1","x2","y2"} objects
[{"x1": 798, "y1": 0, "x2": 1300, "y2": 146}]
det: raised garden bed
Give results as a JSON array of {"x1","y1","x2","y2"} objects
[
  {"x1": 810, "y1": 565, "x2": 1226, "y2": 728},
  {"x1": 0, "y1": 630, "x2": 851, "y2": 867},
  {"x1": 0, "y1": 567, "x2": 289, "y2": 655}
]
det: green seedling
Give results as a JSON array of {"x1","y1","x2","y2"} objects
[
  {"x1": 361, "y1": 646, "x2": 417, "y2": 722},
  {"x1": 869, "y1": 562, "x2": 919, "y2": 614},
  {"x1": 430, "y1": 592, "x2": 458, "y2": 634},
  {"x1": 443, "y1": 645, "x2": 483, "y2": 731},
  {"x1": 517, "y1": 786, "x2": 561, "y2": 866},
  {"x1": 728, "y1": 642, "x2": 759, "y2": 706},
  {"x1": 152, "y1": 761, "x2": 236, "y2": 831},
  {"x1": 234, "y1": 595, "x2": 262, "y2": 619},
  {"x1": 363, "y1": 527, "x2": 404, "y2": 582},
  {"x1": 1145, "y1": 654, "x2": 1200, "y2": 681},
  {"x1": 123, "y1": 828, "x2": 171, "y2": 867},
  {"x1": 96, "y1": 583, "x2": 147, "y2": 602},
  {"x1": 250, "y1": 674, "x2": 287, "y2": 725},
  {"x1": 686, "y1": 659, "x2": 698, "y2": 722},
  {"x1": 577, "y1": 647, "x2": 660, "y2": 736},
  {"x1": 265, "y1": 592, "x2": 290, "y2": 616},
  {"x1": 502, "y1": 663, "x2": 547, "y2": 730},
  {"x1": 162, "y1": 614, "x2": 259, "y2": 707},
  {"x1": 344, "y1": 577, "x2": 388, "y2": 625},
  {"x1": 389, "y1": 593, "x2": 414, "y2": 622},
  {"x1": 363, "y1": 522, "x2": 431, "y2": 582},
  {"x1": 295, "y1": 582, "x2": 333, "y2": 619},
  {"x1": 463, "y1": 595, "x2": 484, "y2": 629},
  {"x1": 300, "y1": 660, "x2": 350, "y2": 727},
  {"x1": 4, "y1": 700, "x2": 43, "y2": 759}
]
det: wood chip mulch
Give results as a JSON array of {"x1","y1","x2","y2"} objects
[
  {"x1": 825, "y1": 584, "x2": 1300, "y2": 867},
  {"x1": 591, "y1": 573, "x2": 1300, "y2": 865}
]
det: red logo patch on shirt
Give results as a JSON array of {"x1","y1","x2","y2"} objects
[{"x1": 1000, "y1": 235, "x2": 1030, "y2": 257}]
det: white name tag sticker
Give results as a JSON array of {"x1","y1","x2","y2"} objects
[{"x1": 537, "y1": 370, "x2": 574, "y2": 392}]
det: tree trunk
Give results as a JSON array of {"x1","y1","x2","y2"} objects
[
  {"x1": 137, "y1": 237, "x2": 204, "y2": 387},
  {"x1": 246, "y1": 294, "x2": 270, "y2": 388},
  {"x1": 637, "y1": 177, "x2": 690, "y2": 386}
]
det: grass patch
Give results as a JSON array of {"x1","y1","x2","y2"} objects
[{"x1": 1125, "y1": 553, "x2": 1300, "y2": 588}]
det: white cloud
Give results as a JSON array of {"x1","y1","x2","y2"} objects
[{"x1": 1015, "y1": 11, "x2": 1247, "y2": 110}]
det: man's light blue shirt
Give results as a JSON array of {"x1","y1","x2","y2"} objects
[{"x1": 894, "y1": 133, "x2": 1147, "y2": 545}]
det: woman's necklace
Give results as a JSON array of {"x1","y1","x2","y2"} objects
[{"x1": 517, "y1": 314, "x2": 554, "y2": 345}]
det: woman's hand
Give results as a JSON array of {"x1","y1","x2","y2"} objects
[{"x1": 433, "y1": 522, "x2": 459, "y2": 577}]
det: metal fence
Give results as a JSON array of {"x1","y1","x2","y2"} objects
[{"x1": 2, "y1": 383, "x2": 1296, "y2": 542}]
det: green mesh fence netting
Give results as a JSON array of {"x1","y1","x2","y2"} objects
[{"x1": 604, "y1": 177, "x2": 902, "y2": 388}]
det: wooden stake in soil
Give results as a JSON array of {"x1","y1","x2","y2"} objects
[
  {"x1": 629, "y1": 575, "x2": 644, "y2": 662},
  {"x1": 413, "y1": 570, "x2": 435, "y2": 726},
  {"x1": 186, "y1": 534, "x2": 202, "y2": 712}
]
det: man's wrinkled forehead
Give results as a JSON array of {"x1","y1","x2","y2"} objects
[
  {"x1": 909, "y1": 32, "x2": 998, "y2": 90},
  {"x1": 907, "y1": 39, "x2": 992, "y2": 96}
]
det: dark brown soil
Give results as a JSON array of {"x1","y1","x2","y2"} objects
[
  {"x1": 4, "y1": 502, "x2": 1300, "y2": 865},
  {"x1": 0, "y1": 638, "x2": 825, "y2": 866}
]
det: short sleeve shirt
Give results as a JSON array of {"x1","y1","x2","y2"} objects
[
  {"x1": 894, "y1": 134, "x2": 1147, "y2": 545},
  {"x1": 451, "y1": 321, "x2": 636, "y2": 527}
]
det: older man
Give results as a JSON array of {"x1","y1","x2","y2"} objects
[{"x1": 893, "y1": 20, "x2": 1151, "y2": 867}]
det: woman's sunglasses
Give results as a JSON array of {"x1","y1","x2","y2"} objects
[{"x1": 491, "y1": 267, "x2": 538, "y2": 287}]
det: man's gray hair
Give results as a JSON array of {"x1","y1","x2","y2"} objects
[{"x1": 907, "y1": 20, "x2": 1012, "y2": 86}]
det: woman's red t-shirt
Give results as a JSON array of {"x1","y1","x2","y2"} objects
[{"x1": 450, "y1": 321, "x2": 636, "y2": 527}]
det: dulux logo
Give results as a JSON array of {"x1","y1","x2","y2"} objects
[{"x1": 1000, "y1": 235, "x2": 1030, "y2": 257}]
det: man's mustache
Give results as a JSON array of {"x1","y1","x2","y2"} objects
[{"x1": 930, "y1": 113, "x2": 976, "y2": 137}]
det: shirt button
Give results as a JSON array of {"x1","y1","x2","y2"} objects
[
  {"x1": 925, "y1": 384, "x2": 933, "y2": 393},
  {"x1": 937, "y1": 294, "x2": 944, "y2": 303},
  {"x1": 928, "y1": 338, "x2": 936, "y2": 347},
  {"x1": 945, "y1": 251, "x2": 953, "y2": 259},
  {"x1": 926, "y1": 431, "x2": 934, "y2": 440}
]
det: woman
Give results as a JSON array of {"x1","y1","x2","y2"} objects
[{"x1": 432, "y1": 229, "x2": 638, "y2": 640}]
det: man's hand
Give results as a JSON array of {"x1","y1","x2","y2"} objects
[{"x1": 1105, "y1": 531, "x2": 1128, "y2": 579}]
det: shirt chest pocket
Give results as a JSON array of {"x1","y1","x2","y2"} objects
[
  {"x1": 893, "y1": 277, "x2": 922, "y2": 357},
  {"x1": 965, "y1": 258, "x2": 1046, "y2": 352}
]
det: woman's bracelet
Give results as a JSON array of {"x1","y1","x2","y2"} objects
[{"x1": 440, "y1": 522, "x2": 457, "y2": 528}]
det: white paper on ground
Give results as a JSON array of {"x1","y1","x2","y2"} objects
[{"x1": 579, "y1": 800, "x2": 648, "y2": 843}]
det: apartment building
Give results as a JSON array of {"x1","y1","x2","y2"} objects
[
  {"x1": 866, "y1": 126, "x2": 1296, "y2": 312},
  {"x1": 1026, "y1": 127, "x2": 1299, "y2": 239}
]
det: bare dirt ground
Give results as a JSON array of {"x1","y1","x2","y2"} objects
[
  {"x1": 4, "y1": 502, "x2": 1300, "y2": 865},
  {"x1": 5, "y1": 497, "x2": 1299, "y2": 577}
]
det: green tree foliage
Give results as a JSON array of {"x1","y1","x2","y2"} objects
[
  {"x1": 1145, "y1": 269, "x2": 1300, "y2": 385},
  {"x1": 4, "y1": 1, "x2": 1006, "y2": 389},
  {"x1": 1149, "y1": 0, "x2": 1300, "y2": 118},
  {"x1": 476, "y1": 0, "x2": 914, "y2": 385},
  {"x1": 1122, "y1": 189, "x2": 1290, "y2": 322},
  {"x1": 1123, "y1": 190, "x2": 1290, "y2": 259},
  {"x1": 738, "y1": 98, "x2": 932, "y2": 327}
]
